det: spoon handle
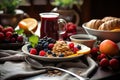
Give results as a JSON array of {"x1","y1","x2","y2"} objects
[{"x1": 44, "y1": 66, "x2": 88, "y2": 80}]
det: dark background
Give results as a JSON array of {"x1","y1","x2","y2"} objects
[{"x1": 18, "y1": 0, "x2": 120, "y2": 26}]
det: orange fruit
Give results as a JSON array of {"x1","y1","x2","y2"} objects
[
  {"x1": 99, "y1": 39, "x2": 119, "y2": 56},
  {"x1": 18, "y1": 18, "x2": 38, "y2": 34}
]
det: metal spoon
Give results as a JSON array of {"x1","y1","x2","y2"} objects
[{"x1": 25, "y1": 57, "x2": 88, "y2": 80}]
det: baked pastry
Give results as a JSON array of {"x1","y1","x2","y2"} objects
[
  {"x1": 86, "y1": 19, "x2": 104, "y2": 29},
  {"x1": 98, "y1": 19, "x2": 120, "y2": 30},
  {"x1": 101, "y1": 16, "x2": 119, "y2": 22}
]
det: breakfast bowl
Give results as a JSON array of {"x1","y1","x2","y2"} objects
[
  {"x1": 82, "y1": 23, "x2": 120, "y2": 43},
  {"x1": 70, "y1": 34, "x2": 97, "y2": 48}
]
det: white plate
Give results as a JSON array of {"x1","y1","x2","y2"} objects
[{"x1": 22, "y1": 42, "x2": 90, "y2": 62}]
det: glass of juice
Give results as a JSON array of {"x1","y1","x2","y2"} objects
[{"x1": 40, "y1": 12, "x2": 66, "y2": 40}]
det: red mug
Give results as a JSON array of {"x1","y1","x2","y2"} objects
[{"x1": 40, "y1": 12, "x2": 66, "y2": 40}]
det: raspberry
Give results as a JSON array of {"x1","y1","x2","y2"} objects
[
  {"x1": 0, "y1": 32, "x2": 4, "y2": 40},
  {"x1": 17, "y1": 36, "x2": 23, "y2": 42},
  {"x1": 39, "y1": 50, "x2": 46, "y2": 56},
  {"x1": 109, "y1": 58, "x2": 120, "y2": 70},
  {"x1": 97, "y1": 53, "x2": 106, "y2": 61},
  {"x1": 90, "y1": 47, "x2": 99, "y2": 57},
  {"x1": 73, "y1": 47, "x2": 79, "y2": 53},
  {"x1": 48, "y1": 43, "x2": 54, "y2": 49},
  {"x1": 69, "y1": 42, "x2": 74, "y2": 49},
  {"x1": 0, "y1": 25, "x2": 3, "y2": 32},
  {"x1": 6, "y1": 26, "x2": 14, "y2": 32},
  {"x1": 99, "y1": 58, "x2": 109, "y2": 68},
  {"x1": 5, "y1": 31, "x2": 13, "y2": 38},
  {"x1": 10, "y1": 37, "x2": 16, "y2": 43},
  {"x1": 30, "y1": 48, "x2": 37, "y2": 55}
]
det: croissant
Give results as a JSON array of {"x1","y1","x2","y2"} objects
[
  {"x1": 101, "y1": 16, "x2": 119, "y2": 22},
  {"x1": 98, "y1": 19, "x2": 120, "y2": 30},
  {"x1": 86, "y1": 19, "x2": 104, "y2": 29}
]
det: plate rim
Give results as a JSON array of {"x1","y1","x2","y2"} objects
[{"x1": 22, "y1": 42, "x2": 90, "y2": 62}]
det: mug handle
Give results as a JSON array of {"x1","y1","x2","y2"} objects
[{"x1": 57, "y1": 19, "x2": 67, "y2": 39}]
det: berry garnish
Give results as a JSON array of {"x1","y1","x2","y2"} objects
[
  {"x1": 73, "y1": 47, "x2": 79, "y2": 53},
  {"x1": 48, "y1": 43, "x2": 54, "y2": 49},
  {"x1": 39, "y1": 50, "x2": 46, "y2": 56},
  {"x1": 99, "y1": 58, "x2": 109, "y2": 68},
  {"x1": 17, "y1": 36, "x2": 23, "y2": 42},
  {"x1": 5, "y1": 31, "x2": 13, "y2": 38},
  {"x1": 109, "y1": 58, "x2": 120, "y2": 70},
  {"x1": 97, "y1": 53, "x2": 106, "y2": 61},
  {"x1": 59, "y1": 53, "x2": 64, "y2": 57},
  {"x1": 30, "y1": 48, "x2": 37, "y2": 55},
  {"x1": 69, "y1": 42, "x2": 74, "y2": 49},
  {"x1": 77, "y1": 45, "x2": 81, "y2": 50}
]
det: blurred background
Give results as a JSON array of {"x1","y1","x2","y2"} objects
[{"x1": 0, "y1": 0, "x2": 120, "y2": 26}]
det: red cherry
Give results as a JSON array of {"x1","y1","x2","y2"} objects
[
  {"x1": 39, "y1": 50, "x2": 46, "y2": 56},
  {"x1": 109, "y1": 58, "x2": 120, "y2": 70},
  {"x1": 99, "y1": 58, "x2": 109, "y2": 68},
  {"x1": 30, "y1": 48, "x2": 37, "y2": 55}
]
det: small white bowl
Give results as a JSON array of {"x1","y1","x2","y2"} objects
[{"x1": 70, "y1": 34, "x2": 97, "y2": 48}]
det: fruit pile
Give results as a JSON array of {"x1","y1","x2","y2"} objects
[
  {"x1": 62, "y1": 22, "x2": 77, "y2": 40},
  {"x1": 0, "y1": 25, "x2": 24, "y2": 43},
  {"x1": 90, "y1": 39, "x2": 120, "y2": 70},
  {"x1": 28, "y1": 36, "x2": 81, "y2": 57}
]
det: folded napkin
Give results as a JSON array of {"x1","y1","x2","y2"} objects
[{"x1": 0, "y1": 50, "x2": 98, "y2": 80}]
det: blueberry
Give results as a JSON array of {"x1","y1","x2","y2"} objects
[
  {"x1": 43, "y1": 42, "x2": 49, "y2": 48},
  {"x1": 77, "y1": 45, "x2": 81, "y2": 50},
  {"x1": 59, "y1": 53, "x2": 64, "y2": 57},
  {"x1": 44, "y1": 48, "x2": 48, "y2": 52},
  {"x1": 41, "y1": 41, "x2": 46, "y2": 45},
  {"x1": 35, "y1": 44, "x2": 43, "y2": 52},
  {"x1": 47, "y1": 50, "x2": 53, "y2": 54},
  {"x1": 52, "y1": 53, "x2": 56, "y2": 57}
]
